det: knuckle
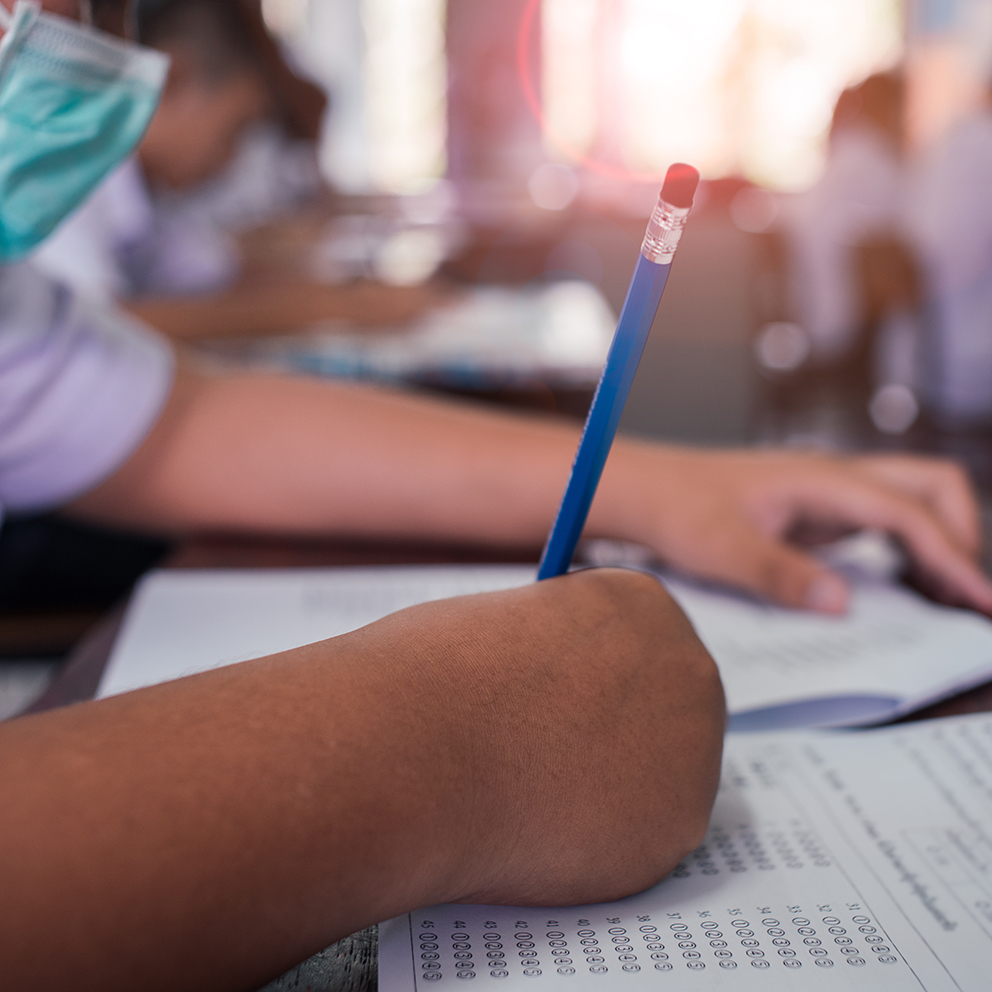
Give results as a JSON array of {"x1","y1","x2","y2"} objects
[
  {"x1": 588, "y1": 564, "x2": 662, "y2": 594},
  {"x1": 583, "y1": 566, "x2": 672, "y2": 618},
  {"x1": 942, "y1": 461, "x2": 971, "y2": 489},
  {"x1": 699, "y1": 648, "x2": 726, "y2": 703},
  {"x1": 657, "y1": 636, "x2": 725, "y2": 727},
  {"x1": 678, "y1": 634, "x2": 723, "y2": 694},
  {"x1": 677, "y1": 809, "x2": 715, "y2": 861},
  {"x1": 756, "y1": 553, "x2": 807, "y2": 605},
  {"x1": 917, "y1": 454, "x2": 962, "y2": 478}
]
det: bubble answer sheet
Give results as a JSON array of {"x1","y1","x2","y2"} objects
[
  {"x1": 97, "y1": 563, "x2": 992, "y2": 729},
  {"x1": 379, "y1": 713, "x2": 992, "y2": 992}
]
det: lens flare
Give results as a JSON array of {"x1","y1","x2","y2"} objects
[{"x1": 516, "y1": 0, "x2": 676, "y2": 184}]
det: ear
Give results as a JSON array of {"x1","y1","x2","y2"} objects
[{"x1": 158, "y1": 46, "x2": 202, "y2": 99}]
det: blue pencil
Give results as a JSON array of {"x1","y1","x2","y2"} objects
[{"x1": 537, "y1": 163, "x2": 700, "y2": 580}]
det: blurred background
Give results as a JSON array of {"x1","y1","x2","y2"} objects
[{"x1": 142, "y1": 0, "x2": 991, "y2": 482}]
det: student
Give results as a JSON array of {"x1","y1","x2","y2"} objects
[
  {"x1": 32, "y1": 0, "x2": 285, "y2": 298},
  {"x1": 904, "y1": 93, "x2": 992, "y2": 426},
  {"x1": 779, "y1": 73, "x2": 907, "y2": 367},
  {"x1": 1, "y1": 2, "x2": 991, "y2": 988},
  {"x1": 33, "y1": 0, "x2": 441, "y2": 335}
]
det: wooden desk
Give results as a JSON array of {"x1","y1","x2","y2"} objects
[{"x1": 26, "y1": 531, "x2": 992, "y2": 992}]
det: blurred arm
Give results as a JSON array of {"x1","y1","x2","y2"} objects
[
  {"x1": 67, "y1": 364, "x2": 992, "y2": 613},
  {"x1": 0, "y1": 569, "x2": 724, "y2": 992},
  {"x1": 126, "y1": 280, "x2": 453, "y2": 340}
]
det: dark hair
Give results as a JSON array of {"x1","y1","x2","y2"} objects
[
  {"x1": 88, "y1": 0, "x2": 137, "y2": 35},
  {"x1": 136, "y1": 0, "x2": 261, "y2": 84},
  {"x1": 830, "y1": 72, "x2": 905, "y2": 148},
  {"x1": 135, "y1": 0, "x2": 328, "y2": 139}
]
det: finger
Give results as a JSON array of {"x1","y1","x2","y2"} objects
[
  {"x1": 673, "y1": 523, "x2": 850, "y2": 614},
  {"x1": 851, "y1": 455, "x2": 983, "y2": 557},
  {"x1": 797, "y1": 477, "x2": 992, "y2": 614}
]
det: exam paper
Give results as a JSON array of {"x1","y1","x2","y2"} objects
[
  {"x1": 664, "y1": 571, "x2": 992, "y2": 727},
  {"x1": 379, "y1": 713, "x2": 992, "y2": 991},
  {"x1": 97, "y1": 564, "x2": 992, "y2": 730},
  {"x1": 98, "y1": 566, "x2": 535, "y2": 698}
]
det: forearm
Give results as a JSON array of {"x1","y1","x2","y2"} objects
[
  {"x1": 127, "y1": 281, "x2": 451, "y2": 340},
  {"x1": 67, "y1": 361, "x2": 992, "y2": 613},
  {"x1": 0, "y1": 571, "x2": 724, "y2": 991},
  {"x1": 68, "y1": 364, "x2": 645, "y2": 545},
  {"x1": 127, "y1": 293, "x2": 269, "y2": 339},
  {"x1": 0, "y1": 639, "x2": 459, "y2": 990},
  {"x1": 127, "y1": 285, "x2": 317, "y2": 339}
]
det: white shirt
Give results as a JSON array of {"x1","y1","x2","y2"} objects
[
  {"x1": 32, "y1": 157, "x2": 239, "y2": 302},
  {"x1": 32, "y1": 124, "x2": 321, "y2": 303},
  {"x1": 904, "y1": 112, "x2": 992, "y2": 422},
  {"x1": 779, "y1": 124, "x2": 904, "y2": 364},
  {"x1": 0, "y1": 263, "x2": 175, "y2": 524}
]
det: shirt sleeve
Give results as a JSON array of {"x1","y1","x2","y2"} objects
[{"x1": 0, "y1": 262, "x2": 175, "y2": 518}]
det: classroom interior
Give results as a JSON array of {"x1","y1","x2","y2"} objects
[{"x1": 6, "y1": 1, "x2": 992, "y2": 987}]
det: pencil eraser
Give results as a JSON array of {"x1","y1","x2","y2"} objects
[{"x1": 660, "y1": 163, "x2": 699, "y2": 209}]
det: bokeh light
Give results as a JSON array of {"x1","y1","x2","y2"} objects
[
  {"x1": 363, "y1": 0, "x2": 448, "y2": 192},
  {"x1": 266, "y1": 0, "x2": 448, "y2": 194},
  {"x1": 542, "y1": 0, "x2": 903, "y2": 189},
  {"x1": 261, "y1": 0, "x2": 307, "y2": 36}
]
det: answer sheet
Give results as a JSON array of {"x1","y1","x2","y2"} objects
[
  {"x1": 379, "y1": 713, "x2": 992, "y2": 991},
  {"x1": 97, "y1": 564, "x2": 992, "y2": 728}
]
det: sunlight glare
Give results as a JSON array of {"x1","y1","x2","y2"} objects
[
  {"x1": 542, "y1": 0, "x2": 903, "y2": 189},
  {"x1": 363, "y1": 0, "x2": 448, "y2": 193}
]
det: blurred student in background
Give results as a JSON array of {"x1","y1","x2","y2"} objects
[
  {"x1": 33, "y1": 0, "x2": 442, "y2": 338},
  {"x1": 779, "y1": 73, "x2": 909, "y2": 370},
  {"x1": 779, "y1": 66, "x2": 992, "y2": 432},
  {"x1": 775, "y1": 71, "x2": 934, "y2": 435},
  {"x1": 903, "y1": 75, "x2": 992, "y2": 428}
]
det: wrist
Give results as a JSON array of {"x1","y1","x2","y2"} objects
[{"x1": 587, "y1": 439, "x2": 681, "y2": 547}]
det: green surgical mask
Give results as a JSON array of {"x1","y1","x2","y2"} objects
[{"x1": 0, "y1": 0, "x2": 168, "y2": 262}]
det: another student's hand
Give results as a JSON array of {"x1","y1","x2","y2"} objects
[
  {"x1": 598, "y1": 446, "x2": 992, "y2": 615},
  {"x1": 69, "y1": 367, "x2": 989, "y2": 617},
  {"x1": 314, "y1": 279, "x2": 459, "y2": 327},
  {"x1": 128, "y1": 279, "x2": 458, "y2": 340}
]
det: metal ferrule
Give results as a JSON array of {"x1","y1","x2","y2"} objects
[{"x1": 640, "y1": 198, "x2": 691, "y2": 264}]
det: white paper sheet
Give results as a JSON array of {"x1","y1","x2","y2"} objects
[
  {"x1": 257, "y1": 283, "x2": 616, "y2": 385},
  {"x1": 98, "y1": 564, "x2": 992, "y2": 729},
  {"x1": 97, "y1": 566, "x2": 535, "y2": 698},
  {"x1": 379, "y1": 713, "x2": 992, "y2": 991},
  {"x1": 663, "y1": 572, "x2": 992, "y2": 727}
]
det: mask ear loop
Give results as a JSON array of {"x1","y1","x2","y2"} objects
[{"x1": 0, "y1": 4, "x2": 12, "y2": 31}]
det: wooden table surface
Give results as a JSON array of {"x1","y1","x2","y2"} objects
[{"x1": 24, "y1": 530, "x2": 992, "y2": 991}]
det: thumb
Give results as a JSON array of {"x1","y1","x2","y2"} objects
[{"x1": 707, "y1": 529, "x2": 849, "y2": 614}]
